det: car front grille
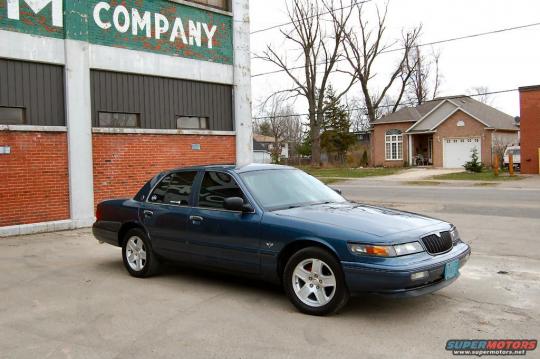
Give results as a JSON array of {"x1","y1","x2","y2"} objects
[{"x1": 421, "y1": 231, "x2": 453, "y2": 255}]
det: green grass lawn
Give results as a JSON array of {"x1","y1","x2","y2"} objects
[
  {"x1": 432, "y1": 170, "x2": 523, "y2": 181},
  {"x1": 298, "y1": 167, "x2": 402, "y2": 179}
]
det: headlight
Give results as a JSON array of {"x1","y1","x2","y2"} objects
[
  {"x1": 394, "y1": 242, "x2": 424, "y2": 256},
  {"x1": 348, "y1": 242, "x2": 424, "y2": 257},
  {"x1": 450, "y1": 226, "x2": 461, "y2": 244}
]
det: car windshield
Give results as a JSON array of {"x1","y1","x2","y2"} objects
[{"x1": 240, "y1": 169, "x2": 346, "y2": 210}]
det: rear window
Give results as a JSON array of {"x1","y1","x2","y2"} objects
[{"x1": 149, "y1": 172, "x2": 197, "y2": 205}]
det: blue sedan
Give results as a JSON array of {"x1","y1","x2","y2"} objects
[{"x1": 93, "y1": 164, "x2": 471, "y2": 315}]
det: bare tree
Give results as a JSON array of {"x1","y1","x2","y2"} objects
[
  {"x1": 468, "y1": 86, "x2": 493, "y2": 105},
  {"x1": 338, "y1": 2, "x2": 421, "y2": 122},
  {"x1": 256, "y1": 0, "x2": 356, "y2": 166},
  {"x1": 256, "y1": 95, "x2": 302, "y2": 164},
  {"x1": 406, "y1": 46, "x2": 442, "y2": 105}
]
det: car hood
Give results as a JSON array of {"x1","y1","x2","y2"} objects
[{"x1": 273, "y1": 202, "x2": 445, "y2": 238}]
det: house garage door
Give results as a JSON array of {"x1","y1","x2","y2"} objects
[{"x1": 443, "y1": 138, "x2": 481, "y2": 168}]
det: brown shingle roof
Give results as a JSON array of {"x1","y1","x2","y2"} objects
[{"x1": 373, "y1": 96, "x2": 517, "y2": 131}]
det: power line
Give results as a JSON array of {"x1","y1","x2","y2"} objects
[
  {"x1": 251, "y1": 21, "x2": 540, "y2": 78},
  {"x1": 252, "y1": 89, "x2": 518, "y2": 120},
  {"x1": 250, "y1": 0, "x2": 370, "y2": 35}
]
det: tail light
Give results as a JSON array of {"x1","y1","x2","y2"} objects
[{"x1": 95, "y1": 205, "x2": 103, "y2": 221}]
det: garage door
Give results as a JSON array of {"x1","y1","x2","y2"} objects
[{"x1": 443, "y1": 138, "x2": 481, "y2": 168}]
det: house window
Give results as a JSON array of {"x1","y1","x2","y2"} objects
[
  {"x1": 98, "y1": 112, "x2": 139, "y2": 128},
  {"x1": 177, "y1": 116, "x2": 209, "y2": 130},
  {"x1": 0, "y1": 107, "x2": 25, "y2": 125},
  {"x1": 385, "y1": 129, "x2": 403, "y2": 160}
]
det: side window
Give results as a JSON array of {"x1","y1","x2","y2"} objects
[
  {"x1": 198, "y1": 172, "x2": 245, "y2": 210},
  {"x1": 149, "y1": 172, "x2": 197, "y2": 205}
]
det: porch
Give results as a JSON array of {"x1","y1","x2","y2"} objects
[{"x1": 407, "y1": 133, "x2": 434, "y2": 167}]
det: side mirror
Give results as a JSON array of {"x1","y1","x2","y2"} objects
[
  {"x1": 224, "y1": 197, "x2": 253, "y2": 212},
  {"x1": 332, "y1": 188, "x2": 342, "y2": 195}
]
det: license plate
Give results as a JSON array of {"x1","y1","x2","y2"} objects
[{"x1": 444, "y1": 259, "x2": 460, "y2": 280}]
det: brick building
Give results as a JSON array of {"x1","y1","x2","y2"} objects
[
  {"x1": 371, "y1": 96, "x2": 519, "y2": 168},
  {"x1": 519, "y1": 85, "x2": 540, "y2": 174},
  {"x1": 0, "y1": 0, "x2": 252, "y2": 235}
]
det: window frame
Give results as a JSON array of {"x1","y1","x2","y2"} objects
[
  {"x1": 385, "y1": 130, "x2": 403, "y2": 161},
  {"x1": 97, "y1": 111, "x2": 140, "y2": 128},
  {"x1": 0, "y1": 106, "x2": 26, "y2": 125},
  {"x1": 176, "y1": 116, "x2": 210, "y2": 130},
  {"x1": 195, "y1": 170, "x2": 255, "y2": 213},
  {"x1": 146, "y1": 171, "x2": 199, "y2": 207}
]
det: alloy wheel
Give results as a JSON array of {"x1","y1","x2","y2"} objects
[
  {"x1": 126, "y1": 236, "x2": 147, "y2": 271},
  {"x1": 292, "y1": 258, "x2": 337, "y2": 307}
]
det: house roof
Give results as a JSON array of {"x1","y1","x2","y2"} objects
[
  {"x1": 253, "y1": 134, "x2": 275, "y2": 143},
  {"x1": 373, "y1": 96, "x2": 518, "y2": 132}
]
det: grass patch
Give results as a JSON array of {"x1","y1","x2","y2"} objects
[
  {"x1": 432, "y1": 170, "x2": 523, "y2": 181},
  {"x1": 298, "y1": 166, "x2": 402, "y2": 179}
]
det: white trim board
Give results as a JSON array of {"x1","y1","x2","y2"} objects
[
  {"x1": 92, "y1": 128, "x2": 236, "y2": 136},
  {"x1": 89, "y1": 44, "x2": 234, "y2": 85}
]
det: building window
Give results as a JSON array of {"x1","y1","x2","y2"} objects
[
  {"x1": 0, "y1": 107, "x2": 25, "y2": 125},
  {"x1": 385, "y1": 129, "x2": 403, "y2": 160},
  {"x1": 177, "y1": 116, "x2": 209, "y2": 130},
  {"x1": 98, "y1": 112, "x2": 139, "y2": 128},
  {"x1": 188, "y1": 0, "x2": 229, "y2": 11}
]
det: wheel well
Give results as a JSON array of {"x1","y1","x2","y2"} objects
[
  {"x1": 118, "y1": 222, "x2": 145, "y2": 247},
  {"x1": 276, "y1": 240, "x2": 338, "y2": 281}
]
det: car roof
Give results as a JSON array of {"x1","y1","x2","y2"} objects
[{"x1": 168, "y1": 163, "x2": 296, "y2": 174}]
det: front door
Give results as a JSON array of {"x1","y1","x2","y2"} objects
[
  {"x1": 187, "y1": 171, "x2": 261, "y2": 274},
  {"x1": 142, "y1": 171, "x2": 199, "y2": 260}
]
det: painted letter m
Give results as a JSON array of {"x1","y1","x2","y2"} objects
[{"x1": 7, "y1": 0, "x2": 63, "y2": 27}]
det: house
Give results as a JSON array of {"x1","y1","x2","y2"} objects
[
  {"x1": 252, "y1": 134, "x2": 289, "y2": 164},
  {"x1": 519, "y1": 85, "x2": 540, "y2": 174},
  {"x1": 253, "y1": 138, "x2": 272, "y2": 164},
  {"x1": 371, "y1": 96, "x2": 519, "y2": 168}
]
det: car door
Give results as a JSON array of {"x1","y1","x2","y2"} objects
[
  {"x1": 186, "y1": 171, "x2": 262, "y2": 274},
  {"x1": 142, "y1": 171, "x2": 199, "y2": 261}
]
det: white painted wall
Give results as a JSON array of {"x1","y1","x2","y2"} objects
[
  {"x1": 232, "y1": 0, "x2": 253, "y2": 165},
  {"x1": 64, "y1": 40, "x2": 95, "y2": 227},
  {"x1": 89, "y1": 44, "x2": 234, "y2": 85},
  {"x1": 0, "y1": 30, "x2": 65, "y2": 64}
]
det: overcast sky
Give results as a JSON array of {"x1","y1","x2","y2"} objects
[{"x1": 249, "y1": 0, "x2": 540, "y2": 118}]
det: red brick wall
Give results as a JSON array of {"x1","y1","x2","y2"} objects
[
  {"x1": 93, "y1": 134, "x2": 236, "y2": 206},
  {"x1": 520, "y1": 87, "x2": 540, "y2": 174},
  {"x1": 372, "y1": 122, "x2": 414, "y2": 167},
  {"x1": 433, "y1": 110, "x2": 493, "y2": 168},
  {"x1": 0, "y1": 131, "x2": 70, "y2": 227}
]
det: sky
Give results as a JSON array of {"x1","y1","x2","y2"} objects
[{"x1": 249, "y1": 0, "x2": 540, "y2": 118}]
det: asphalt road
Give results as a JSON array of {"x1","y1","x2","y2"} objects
[{"x1": 1, "y1": 182, "x2": 539, "y2": 358}]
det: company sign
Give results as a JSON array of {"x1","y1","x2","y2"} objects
[{"x1": 0, "y1": 0, "x2": 233, "y2": 64}]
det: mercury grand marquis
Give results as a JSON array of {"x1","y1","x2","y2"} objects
[{"x1": 93, "y1": 164, "x2": 471, "y2": 315}]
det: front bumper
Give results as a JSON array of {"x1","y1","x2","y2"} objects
[{"x1": 342, "y1": 242, "x2": 471, "y2": 297}]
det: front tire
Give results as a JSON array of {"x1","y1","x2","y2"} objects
[
  {"x1": 122, "y1": 228, "x2": 160, "y2": 278},
  {"x1": 283, "y1": 247, "x2": 349, "y2": 316}
]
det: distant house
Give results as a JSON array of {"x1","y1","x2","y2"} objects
[
  {"x1": 353, "y1": 131, "x2": 371, "y2": 146},
  {"x1": 371, "y1": 96, "x2": 519, "y2": 168},
  {"x1": 252, "y1": 134, "x2": 289, "y2": 164}
]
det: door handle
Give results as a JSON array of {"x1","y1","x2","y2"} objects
[
  {"x1": 143, "y1": 210, "x2": 154, "y2": 217},
  {"x1": 189, "y1": 215, "x2": 204, "y2": 222}
]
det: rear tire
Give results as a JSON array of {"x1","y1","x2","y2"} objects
[
  {"x1": 121, "y1": 228, "x2": 160, "y2": 278},
  {"x1": 283, "y1": 247, "x2": 349, "y2": 316}
]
